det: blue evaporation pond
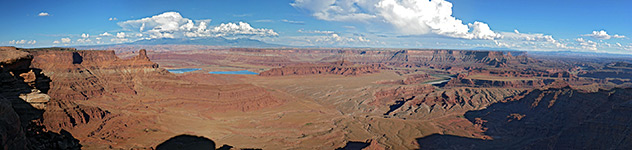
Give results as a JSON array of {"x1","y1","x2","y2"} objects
[
  {"x1": 166, "y1": 68, "x2": 201, "y2": 73},
  {"x1": 208, "y1": 70, "x2": 258, "y2": 75}
]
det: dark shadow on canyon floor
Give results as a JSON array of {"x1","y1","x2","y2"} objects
[
  {"x1": 156, "y1": 134, "x2": 217, "y2": 150},
  {"x1": 416, "y1": 87, "x2": 632, "y2": 150},
  {"x1": 335, "y1": 141, "x2": 370, "y2": 150}
]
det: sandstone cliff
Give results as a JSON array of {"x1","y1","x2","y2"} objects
[
  {"x1": 0, "y1": 47, "x2": 81, "y2": 149},
  {"x1": 26, "y1": 48, "x2": 163, "y2": 101}
]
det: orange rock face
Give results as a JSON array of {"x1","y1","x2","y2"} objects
[{"x1": 1, "y1": 47, "x2": 82, "y2": 149}]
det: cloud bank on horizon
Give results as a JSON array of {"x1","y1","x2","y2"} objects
[
  {"x1": 290, "y1": 0, "x2": 630, "y2": 53},
  {"x1": 2, "y1": 0, "x2": 630, "y2": 54},
  {"x1": 48, "y1": 12, "x2": 279, "y2": 45}
]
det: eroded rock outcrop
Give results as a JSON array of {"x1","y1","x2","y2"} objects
[
  {"x1": 374, "y1": 83, "x2": 527, "y2": 119},
  {"x1": 0, "y1": 47, "x2": 81, "y2": 150},
  {"x1": 259, "y1": 61, "x2": 381, "y2": 76},
  {"x1": 445, "y1": 73, "x2": 557, "y2": 88},
  {"x1": 26, "y1": 48, "x2": 164, "y2": 101},
  {"x1": 467, "y1": 68, "x2": 577, "y2": 78},
  {"x1": 42, "y1": 99, "x2": 110, "y2": 132},
  {"x1": 1, "y1": 47, "x2": 157, "y2": 148},
  {"x1": 7, "y1": 47, "x2": 285, "y2": 148}
]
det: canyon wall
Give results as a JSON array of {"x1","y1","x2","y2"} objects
[
  {"x1": 147, "y1": 48, "x2": 529, "y2": 69},
  {"x1": 11, "y1": 48, "x2": 285, "y2": 148},
  {"x1": 0, "y1": 47, "x2": 82, "y2": 149},
  {"x1": 445, "y1": 73, "x2": 558, "y2": 88},
  {"x1": 259, "y1": 61, "x2": 381, "y2": 76},
  {"x1": 416, "y1": 87, "x2": 632, "y2": 149}
]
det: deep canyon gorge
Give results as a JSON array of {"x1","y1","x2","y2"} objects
[{"x1": 1, "y1": 46, "x2": 631, "y2": 149}]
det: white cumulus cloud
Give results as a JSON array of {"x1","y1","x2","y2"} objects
[
  {"x1": 613, "y1": 35, "x2": 626, "y2": 39},
  {"x1": 289, "y1": 33, "x2": 372, "y2": 46},
  {"x1": 117, "y1": 12, "x2": 277, "y2": 39},
  {"x1": 109, "y1": 17, "x2": 117, "y2": 21},
  {"x1": 576, "y1": 38, "x2": 597, "y2": 51},
  {"x1": 582, "y1": 30, "x2": 625, "y2": 40},
  {"x1": 38, "y1": 12, "x2": 50, "y2": 16},
  {"x1": 110, "y1": 38, "x2": 129, "y2": 43},
  {"x1": 116, "y1": 32, "x2": 128, "y2": 38},
  {"x1": 81, "y1": 33, "x2": 89, "y2": 38},
  {"x1": 468, "y1": 21, "x2": 503, "y2": 40},
  {"x1": 76, "y1": 38, "x2": 92, "y2": 43},
  {"x1": 99, "y1": 32, "x2": 112, "y2": 36},
  {"x1": 292, "y1": 0, "x2": 501, "y2": 40},
  {"x1": 61, "y1": 38, "x2": 71, "y2": 43},
  {"x1": 281, "y1": 19, "x2": 305, "y2": 25},
  {"x1": 501, "y1": 30, "x2": 556, "y2": 43},
  {"x1": 298, "y1": 29, "x2": 336, "y2": 34},
  {"x1": 9, "y1": 40, "x2": 23, "y2": 44},
  {"x1": 8, "y1": 40, "x2": 36, "y2": 45},
  {"x1": 474, "y1": 29, "x2": 567, "y2": 51},
  {"x1": 208, "y1": 22, "x2": 279, "y2": 37}
]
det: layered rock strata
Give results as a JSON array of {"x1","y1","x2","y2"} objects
[
  {"x1": 259, "y1": 61, "x2": 381, "y2": 76},
  {"x1": 11, "y1": 47, "x2": 284, "y2": 148},
  {"x1": 0, "y1": 47, "x2": 81, "y2": 149}
]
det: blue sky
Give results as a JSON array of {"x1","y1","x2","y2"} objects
[{"x1": 1, "y1": 0, "x2": 630, "y2": 54}]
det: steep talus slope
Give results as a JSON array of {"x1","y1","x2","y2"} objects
[{"x1": 416, "y1": 87, "x2": 632, "y2": 149}]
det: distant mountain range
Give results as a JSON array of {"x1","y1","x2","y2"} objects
[
  {"x1": 529, "y1": 50, "x2": 632, "y2": 59},
  {"x1": 69, "y1": 38, "x2": 632, "y2": 59},
  {"x1": 470, "y1": 47, "x2": 521, "y2": 51},
  {"x1": 74, "y1": 37, "x2": 286, "y2": 50},
  {"x1": 471, "y1": 47, "x2": 632, "y2": 59},
  {"x1": 125, "y1": 37, "x2": 286, "y2": 47}
]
